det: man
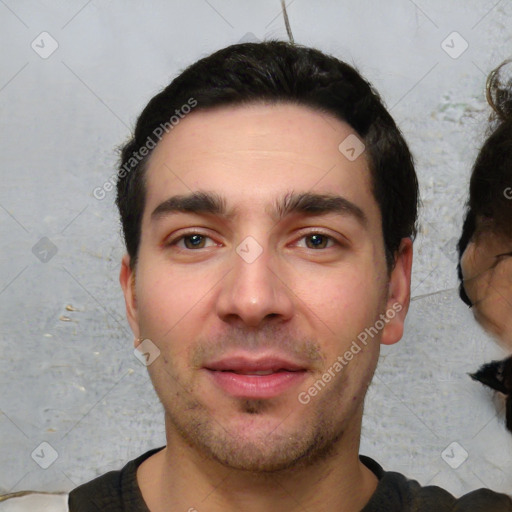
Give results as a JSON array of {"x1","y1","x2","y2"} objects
[{"x1": 68, "y1": 41, "x2": 512, "y2": 511}]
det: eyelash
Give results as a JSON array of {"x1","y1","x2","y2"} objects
[
  {"x1": 167, "y1": 231, "x2": 219, "y2": 250},
  {"x1": 166, "y1": 230, "x2": 342, "y2": 251}
]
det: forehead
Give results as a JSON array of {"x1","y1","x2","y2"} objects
[{"x1": 142, "y1": 102, "x2": 380, "y2": 226}]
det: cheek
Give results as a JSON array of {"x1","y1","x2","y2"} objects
[
  {"x1": 294, "y1": 266, "x2": 385, "y2": 338},
  {"x1": 135, "y1": 264, "x2": 215, "y2": 341},
  {"x1": 475, "y1": 263, "x2": 512, "y2": 323},
  {"x1": 460, "y1": 243, "x2": 481, "y2": 302},
  {"x1": 460, "y1": 242, "x2": 476, "y2": 279}
]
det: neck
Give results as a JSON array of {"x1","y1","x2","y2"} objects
[{"x1": 137, "y1": 412, "x2": 378, "y2": 512}]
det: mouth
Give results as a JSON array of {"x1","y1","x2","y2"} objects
[
  {"x1": 203, "y1": 354, "x2": 308, "y2": 399},
  {"x1": 219, "y1": 369, "x2": 297, "y2": 375}
]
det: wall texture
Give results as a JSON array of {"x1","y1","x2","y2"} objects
[{"x1": 1, "y1": 0, "x2": 512, "y2": 497}]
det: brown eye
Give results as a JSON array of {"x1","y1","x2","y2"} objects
[
  {"x1": 304, "y1": 234, "x2": 331, "y2": 249},
  {"x1": 183, "y1": 234, "x2": 207, "y2": 249},
  {"x1": 168, "y1": 233, "x2": 217, "y2": 250}
]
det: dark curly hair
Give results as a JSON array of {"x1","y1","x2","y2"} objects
[
  {"x1": 115, "y1": 40, "x2": 419, "y2": 271},
  {"x1": 457, "y1": 60, "x2": 512, "y2": 306}
]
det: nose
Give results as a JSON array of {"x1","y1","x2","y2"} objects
[{"x1": 215, "y1": 242, "x2": 294, "y2": 328}]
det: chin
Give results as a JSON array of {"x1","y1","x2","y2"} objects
[
  {"x1": 180, "y1": 407, "x2": 347, "y2": 474},
  {"x1": 206, "y1": 430, "x2": 340, "y2": 473}
]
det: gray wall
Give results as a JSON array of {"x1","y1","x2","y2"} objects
[{"x1": 1, "y1": 0, "x2": 512, "y2": 496}]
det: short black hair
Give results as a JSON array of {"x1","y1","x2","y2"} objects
[{"x1": 115, "y1": 41, "x2": 419, "y2": 271}]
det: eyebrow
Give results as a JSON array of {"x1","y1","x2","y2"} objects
[
  {"x1": 150, "y1": 190, "x2": 368, "y2": 227},
  {"x1": 271, "y1": 191, "x2": 367, "y2": 226},
  {"x1": 151, "y1": 191, "x2": 235, "y2": 221}
]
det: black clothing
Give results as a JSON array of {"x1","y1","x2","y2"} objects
[{"x1": 68, "y1": 446, "x2": 512, "y2": 511}]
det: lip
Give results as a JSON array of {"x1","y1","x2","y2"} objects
[
  {"x1": 204, "y1": 354, "x2": 307, "y2": 372},
  {"x1": 203, "y1": 353, "x2": 309, "y2": 399}
]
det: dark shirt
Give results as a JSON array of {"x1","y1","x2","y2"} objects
[{"x1": 68, "y1": 446, "x2": 512, "y2": 511}]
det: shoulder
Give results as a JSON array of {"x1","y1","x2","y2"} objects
[
  {"x1": 68, "y1": 446, "x2": 164, "y2": 510},
  {"x1": 360, "y1": 456, "x2": 512, "y2": 511},
  {"x1": 454, "y1": 488, "x2": 512, "y2": 511},
  {"x1": 67, "y1": 464, "x2": 129, "y2": 510},
  {"x1": 409, "y1": 481, "x2": 512, "y2": 511},
  {"x1": 0, "y1": 492, "x2": 68, "y2": 512}
]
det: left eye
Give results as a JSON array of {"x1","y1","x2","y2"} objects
[
  {"x1": 172, "y1": 233, "x2": 217, "y2": 250},
  {"x1": 296, "y1": 233, "x2": 336, "y2": 249}
]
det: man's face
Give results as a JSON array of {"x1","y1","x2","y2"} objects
[{"x1": 121, "y1": 103, "x2": 411, "y2": 472}]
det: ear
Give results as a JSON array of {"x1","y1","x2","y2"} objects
[
  {"x1": 119, "y1": 253, "x2": 140, "y2": 344},
  {"x1": 380, "y1": 237, "x2": 413, "y2": 346}
]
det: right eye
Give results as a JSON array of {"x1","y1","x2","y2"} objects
[{"x1": 167, "y1": 232, "x2": 218, "y2": 250}]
